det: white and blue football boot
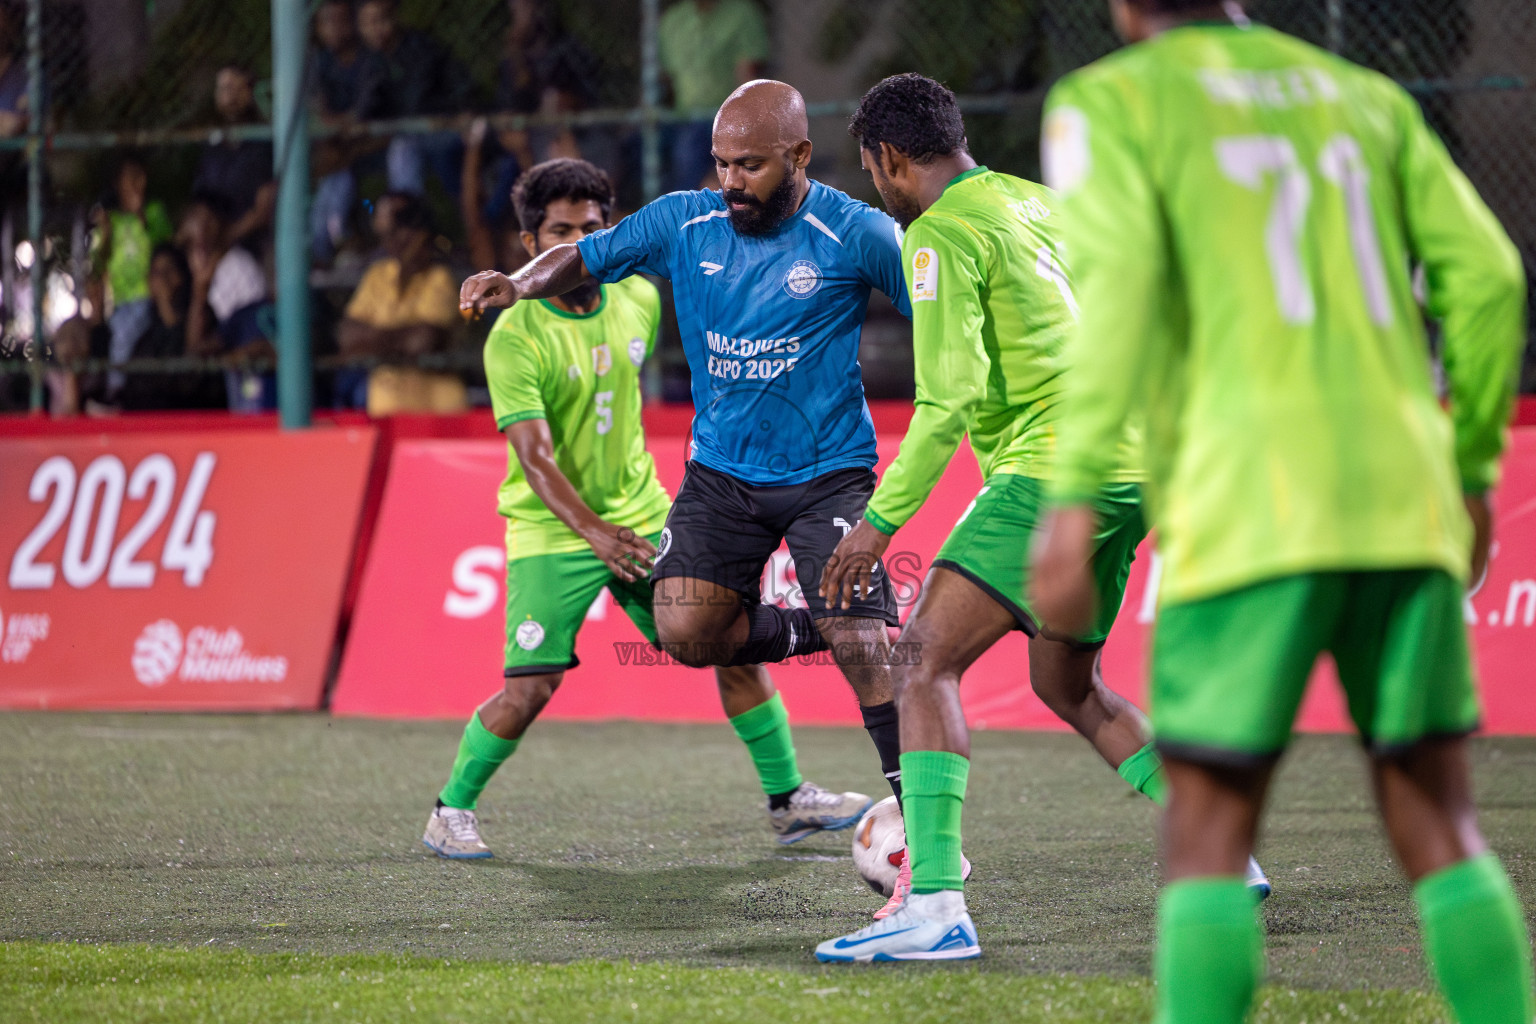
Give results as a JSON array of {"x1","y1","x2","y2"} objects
[
  {"x1": 770, "y1": 782, "x2": 873, "y2": 845},
  {"x1": 1246, "y1": 856, "x2": 1272, "y2": 900},
  {"x1": 422, "y1": 805, "x2": 494, "y2": 859},
  {"x1": 815, "y1": 890, "x2": 980, "y2": 963}
]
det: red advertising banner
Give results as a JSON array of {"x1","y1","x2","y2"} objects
[
  {"x1": 0, "y1": 428, "x2": 376, "y2": 711},
  {"x1": 333, "y1": 426, "x2": 1536, "y2": 735}
]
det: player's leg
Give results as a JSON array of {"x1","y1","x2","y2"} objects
[
  {"x1": 651, "y1": 464, "x2": 828, "y2": 668},
  {"x1": 1149, "y1": 573, "x2": 1334, "y2": 1023},
  {"x1": 1373, "y1": 740, "x2": 1532, "y2": 1024},
  {"x1": 612, "y1": 565, "x2": 870, "y2": 844},
  {"x1": 424, "y1": 549, "x2": 605, "y2": 859},
  {"x1": 782, "y1": 468, "x2": 905, "y2": 800},
  {"x1": 1156, "y1": 757, "x2": 1276, "y2": 1024},
  {"x1": 1338, "y1": 570, "x2": 1534, "y2": 1024},
  {"x1": 1031, "y1": 482, "x2": 1160, "y2": 784},
  {"x1": 814, "y1": 567, "x2": 1006, "y2": 962},
  {"x1": 1031, "y1": 482, "x2": 1272, "y2": 892}
]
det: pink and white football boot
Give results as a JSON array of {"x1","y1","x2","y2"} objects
[{"x1": 873, "y1": 847, "x2": 973, "y2": 920}]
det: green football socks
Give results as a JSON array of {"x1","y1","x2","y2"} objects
[
  {"x1": 901, "y1": 750, "x2": 970, "y2": 894},
  {"x1": 1117, "y1": 741, "x2": 1168, "y2": 805},
  {"x1": 728, "y1": 693, "x2": 804, "y2": 798},
  {"x1": 1154, "y1": 876, "x2": 1264, "y2": 1024},
  {"x1": 1414, "y1": 853, "x2": 1535, "y2": 1024},
  {"x1": 438, "y1": 712, "x2": 521, "y2": 810}
]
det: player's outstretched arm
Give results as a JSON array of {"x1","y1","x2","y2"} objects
[
  {"x1": 459, "y1": 244, "x2": 595, "y2": 318},
  {"x1": 505, "y1": 418, "x2": 656, "y2": 582}
]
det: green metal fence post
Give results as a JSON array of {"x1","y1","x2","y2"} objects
[
  {"x1": 25, "y1": 0, "x2": 43, "y2": 412},
  {"x1": 638, "y1": 0, "x2": 663, "y2": 400},
  {"x1": 272, "y1": 0, "x2": 312, "y2": 428},
  {"x1": 640, "y1": 0, "x2": 661, "y2": 202},
  {"x1": 1326, "y1": 0, "x2": 1345, "y2": 53}
]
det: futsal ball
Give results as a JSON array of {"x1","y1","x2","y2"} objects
[{"x1": 851, "y1": 796, "x2": 905, "y2": 896}]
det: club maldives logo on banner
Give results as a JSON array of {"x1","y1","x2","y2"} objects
[{"x1": 0, "y1": 429, "x2": 375, "y2": 711}]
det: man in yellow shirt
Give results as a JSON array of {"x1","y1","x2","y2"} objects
[{"x1": 339, "y1": 191, "x2": 466, "y2": 414}]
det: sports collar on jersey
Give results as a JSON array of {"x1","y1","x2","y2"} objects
[
  {"x1": 701, "y1": 179, "x2": 842, "y2": 244},
  {"x1": 538, "y1": 284, "x2": 608, "y2": 320},
  {"x1": 944, "y1": 165, "x2": 990, "y2": 192}
]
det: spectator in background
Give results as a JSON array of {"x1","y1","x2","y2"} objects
[
  {"x1": 461, "y1": 116, "x2": 527, "y2": 275},
  {"x1": 193, "y1": 64, "x2": 276, "y2": 254},
  {"x1": 658, "y1": 0, "x2": 769, "y2": 191},
  {"x1": 180, "y1": 195, "x2": 276, "y2": 413},
  {"x1": 0, "y1": 1, "x2": 26, "y2": 138},
  {"x1": 118, "y1": 244, "x2": 226, "y2": 411},
  {"x1": 92, "y1": 154, "x2": 173, "y2": 397},
  {"x1": 44, "y1": 315, "x2": 110, "y2": 418},
  {"x1": 495, "y1": 0, "x2": 600, "y2": 170},
  {"x1": 310, "y1": 0, "x2": 370, "y2": 263},
  {"x1": 460, "y1": 2, "x2": 602, "y2": 274},
  {"x1": 337, "y1": 191, "x2": 465, "y2": 415},
  {"x1": 354, "y1": 0, "x2": 472, "y2": 200}
]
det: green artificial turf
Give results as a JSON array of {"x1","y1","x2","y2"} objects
[
  {"x1": 4, "y1": 712, "x2": 1536, "y2": 1021},
  {"x1": 0, "y1": 942, "x2": 1457, "y2": 1024}
]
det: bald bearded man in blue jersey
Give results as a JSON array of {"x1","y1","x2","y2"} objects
[{"x1": 462, "y1": 80, "x2": 913, "y2": 803}]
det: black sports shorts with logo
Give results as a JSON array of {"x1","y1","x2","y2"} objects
[{"x1": 651, "y1": 461, "x2": 899, "y2": 624}]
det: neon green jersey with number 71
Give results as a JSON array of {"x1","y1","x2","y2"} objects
[
  {"x1": 485, "y1": 275, "x2": 672, "y2": 560},
  {"x1": 1044, "y1": 21, "x2": 1526, "y2": 605}
]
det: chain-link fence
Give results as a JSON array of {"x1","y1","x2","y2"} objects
[{"x1": 0, "y1": 0, "x2": 1532, "y2": 414}]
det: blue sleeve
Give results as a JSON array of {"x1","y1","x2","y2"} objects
[
  {"x1": 846, "y1": 206, "x2": 913, "y2": 319},
  {"x1": 576, "y1": 192, "x2": 694, "y2": 283}
]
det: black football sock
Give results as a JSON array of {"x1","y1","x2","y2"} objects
[
  {"x1": 725, "y1": 605, "x2": 830, "y2": 666},
  {"x1": 860, "y1": 700, "x2": 903, "y2": 800},
  {"x1": 768, "y1": 788, "x2": 797, "y2": 811}
]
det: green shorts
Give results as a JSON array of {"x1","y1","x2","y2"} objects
[
  {"x1": 504, "y1": 533, "x2": 661, "y2": 677},
  {"x1": 1152, "y1": 569, "x2": 1480, "y2": 764},
  {"x1": 933, "y1": 473, "x2": 1146, "y2": 646}
]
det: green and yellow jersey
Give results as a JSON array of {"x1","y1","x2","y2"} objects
[
  {"x1": 863, "y1": 166, "x2": 1138, "y2": 536},
  {"x1": 1044, "y1": 22, "x2": 1525, "y2": 605},
  {"x1": 485, "y1": 276, "x2": 672, "y2": 560}
]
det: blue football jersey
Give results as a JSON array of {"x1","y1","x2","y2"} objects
[{"x1": 576, "y1": 181, "x2": 911, "y2": 486}]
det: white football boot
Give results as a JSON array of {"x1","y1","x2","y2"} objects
[
  {"x1": 816, "y1": 890, "x2": 980, "y2": 963},
  {"x1": 770, "y1": 782, "x2": 873, "y2": 845},
  {"x1": 874, "y1": 848, "x2": 973, "y2": 919},
  {"x1": 422, "y1": 805, "x2": 493, "y2": 859}
]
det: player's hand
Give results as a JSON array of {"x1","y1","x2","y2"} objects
[
  {"x1": 1466, "y1": 492, "x2": 1493, "y2": 595},
  {"x1": 1029, "y1": 505, "x2": 1098, "y2": 639},
  {"x1": 821, "y1": 518, "x2": 891, "y2": 611},
  {"x1": 460, "y1": 270, "x2": 519, "y2": 319},
  {"x1": 584, "y1": 522, "x2": 656, "y2": 583}
]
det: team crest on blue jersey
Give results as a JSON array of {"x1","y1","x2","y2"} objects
[
  {"x1": 629, "y1": 337, "x2": 647, "y2": 366},
  {"x1": 783, "y1": 260, "x2": 823, "y2": 299}
]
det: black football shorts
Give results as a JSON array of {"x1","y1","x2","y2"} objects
[{"x1": 652, "y1": 461, "x2": 899, "y2": 624}]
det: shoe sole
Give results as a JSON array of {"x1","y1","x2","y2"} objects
[
  {"x1": 774, "y1": 799, "x2": 875, "y2": 846},
  {"x1": 421, "y1": 838, "x2": 494, "y2": 860},
  {"x1": 815, "y1": 945, "x2": 981, "y2": 963},
  {"x1": 1250, "y1": 880, "x2": 1273, "y2": 901}
]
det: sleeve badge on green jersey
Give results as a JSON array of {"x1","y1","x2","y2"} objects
[
  {"x1": 628, "y1": 337, "x2": 647, "y2": 366},
  {"x1": 911, "y1": 247, "x2": 939, "y2": 302},
  {"x1": 1042, "y1": 106, "x2": 1091, "y2": 196}
]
